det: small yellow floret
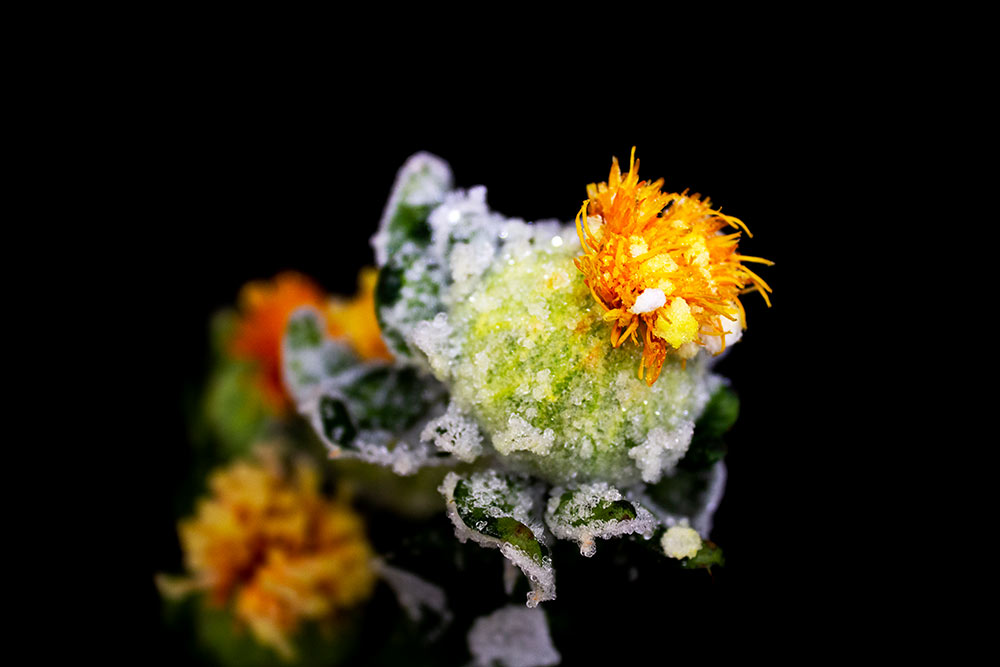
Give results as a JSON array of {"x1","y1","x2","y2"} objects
[
  {"x1": 661, "y1": 525, "x2": 703, "y2": 560},
  {"x1": 574, "y1": 147, "x2": 772, "y2": 384},
  {"x1": 653, "y1": 298, "x2": 700, "y2": 349},
  {"x1": 326, "y1": 267, "x2": 393, "y2": 362}
]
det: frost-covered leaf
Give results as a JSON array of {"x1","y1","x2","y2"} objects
[
  {"x1": 440, "y1": 471, "x2": 555, "y2": 607},
  {"x1": 373, "y1": 559, "x2": 452, "y2": 639},
  {"x1": 680, "y1": 385, "x2": 738, "y2": 471},
  {"x1": 544, "y1": 483, "x2": 657, "y2": 557},
  {"x1": 681, "y1": 539, "x2": 725, "y2": 571},
  {"x1": 282, "y1": 308, "x2": 357, "y2": 406},
  {"x1": 283, "y1": 307, "x2": 451, "y2": 475},
  {"x1": 372, "y1": 153, "x2": 453, "y2": 359},
  {"x1": 643, "y1": 460, "x2": 727, "y2": 538},
  {"x1": 371, "y1": 152, "x2": 453, "y2": 267},
  {"x1": 468, "y1": 605, "x2": 560, "y2": 667}
]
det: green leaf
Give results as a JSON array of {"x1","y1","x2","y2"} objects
[
  {"x1": 681, "y1": 540, "x2": 725, "y2": 571},
  {"x1": 545, "y1": 483, "x2": 657, "y2": 557},
  {"x1": 340, "y1": 366, "x2": 439, "y2": 433},
  {"x1": 557, "y1": 492, "x2": 637, "y2": 527},
  {"x1": 453, "y1": 476, "x2": 547, "y2": 564},
  {"x1": 319, "y1": 395, "x2": 358, "y2": 448},
  {"x1": 201, "y1": 357, "x2": 271, "y2": 458},
  {"x1": 681, "y1": 386, "x2": 739, "y2": 470},
  {"x1": 442, "y1": 471, "x2": 556, "y2": 606},
  {"x1": 286, "y1": 312, "x2": 323, "y2": 350}
]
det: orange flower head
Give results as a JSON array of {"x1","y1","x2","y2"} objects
[
  {"x1": 167, "y1": 446, "x2": 376, "y2": 659},
  {"x1": 231, "y1": 272, "x2": 329, "y2": 411},
  {"x1": 574, "y1": 147, "x2": 773, "y2": 385}
]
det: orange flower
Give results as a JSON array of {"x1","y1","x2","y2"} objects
[
  {"x1": 164, "y1": 446, "x2": 376, "y2": 659},
  {"x1": 574, "y1": 147, "x2": 772, "y2": 385},
  {"x1": 231, "y1": 272, "x2": 329, "y2": 412}
]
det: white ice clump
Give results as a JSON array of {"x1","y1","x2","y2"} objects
[
  {"x1": 544, "y1": 483, "x2": 657, "y2": 557},
  {"x1": 661, "y1": 523, "x2": 703, "y2": 560},
  {"x1": 468, "y1": 605, "x2": 561, "y2": 667},
  {"x1": 412, "y1": 312, "x2": 457, "y2": 377},
  {"x1": 630, "y1": 288, "x2": 667, "y2": 314},
  {"x1": 627, "y1": 422, "x2": 695, "y2": 483},
  {"x1": 420, "y1": 400, "x2": 484, "y2": 462},
  {"x1": 493, "y1": 414, "x2": 556, "y2": 457},
  {"x1": 701, "y1": 308, "x2": 744, "y2": 356}
]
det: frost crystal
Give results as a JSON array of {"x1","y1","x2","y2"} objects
[
  {"x1": 493, "y1": 414, "x2": 556, "y2": 457},
  {"x1": 468, "y1": 605, "x2": 561, "y2": 667},
  {"x1": 628, "y1": 423, "x2": 694, "y2": 483},
  {"x1": 420, "y1": 400, "x2": 484, "y2": 462}
]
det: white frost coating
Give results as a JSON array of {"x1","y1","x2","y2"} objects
[
  {"x1": 700, "y1": 308, "x2": 744, "y2": 356},
  {"x1": 420, "y1": 400, "x2": 484, "y2": 462},
  {"x1": 545, "y1": 483, "x2": 657, "y2": 557},
  {"x1": 372, "y1": 152, "x2": 453, "y2": 265},
  {"x1": 374, "y1": 559, "x2": 452, "y2": 634},
  {"x1": 628, "y1": 423, "x2": 695, "y2": 483},
  {"x1": 439, "y1": 472, "x2": 555, "y2": 606},
  {"x1": 412, "y1": 312, "x2": 456, "y2": 378},
  {"x1": 501, "y1": 543, "x2": 557, "y2": 608},
  {"x1": 468, "y1": 606, "x2": 561, "y2": 667},
  {"x1": 493, "y1": 415, "x2": 556, "y2": 456},
  {"x1": 449, "y1": 237, "x2": 497, "y2": 294},
  {"x1": 661, "y1": 524, "x2": 703, "y2": 559},
  {"x1": 691, "y1": 459, "x2": 727, "y2": 538},
  {"x1": 630, "y1": 288, "x2": 667, "y2": 314}
]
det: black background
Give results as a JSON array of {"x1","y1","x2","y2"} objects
[{"x1": 142, "y1": 70, "x2": 844, "y2": 662}]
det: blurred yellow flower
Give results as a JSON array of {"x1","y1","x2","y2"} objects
[
  {"x1": 326, "y1": 267, "x2": 393, "y2": 363},
  {"x1": 159, "y1": 446, "x2": 375, "y2": 660}
]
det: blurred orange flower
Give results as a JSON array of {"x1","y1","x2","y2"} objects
[{"x1": 160, "y1": 446, "x2": 375, "y2": 659}]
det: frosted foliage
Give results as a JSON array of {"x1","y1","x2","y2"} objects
[
  {"x1": 692, "y1": 459, "x2": 727, "y2": 537},
  {"x1": 493, "y1": 414, "x2": 556, "y2": 456},
  {"x1": 374, "y1": 560, "x2": 451, "y2": 629},
  {"x1": 545, "y1": 483, "x2": 657, "y2": 557},
  {"x1": 420, "y1": 400, "x2": 484, "y2": 462},
  {"x1": 468, "y1": 606, "x2": 561, "y2": 667},
  {"x1": 372, "y1": 152, "x2": 453, "y2": 265},
  {"x1": 412, "y1": 312, "x2": 456, "y2": 377},
  {"x1": 628, "y1": 422, "x2": 695, "y2": 483},
  {"x1": 439, "y1": 472, "x2": 555, "y2": 607}
]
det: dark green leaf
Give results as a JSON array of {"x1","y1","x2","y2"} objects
[{"x1": 319, "y1": 396, "x2": 357, "y2": 448}]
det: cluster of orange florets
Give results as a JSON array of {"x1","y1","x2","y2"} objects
[
  {"x1": 574, "y1": 147, "x2": 772, "y2": 385},
  {"x1": 164, "y1": 447, "x2": 375, "y2": 659}
]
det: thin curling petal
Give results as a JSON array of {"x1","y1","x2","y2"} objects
[{"x1": 573, "y1": 147, "x2": 771, "y2": 384}]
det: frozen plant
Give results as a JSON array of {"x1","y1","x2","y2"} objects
[{"x1": 282, "y1": 149, "x2": 770, "y2": 607}]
